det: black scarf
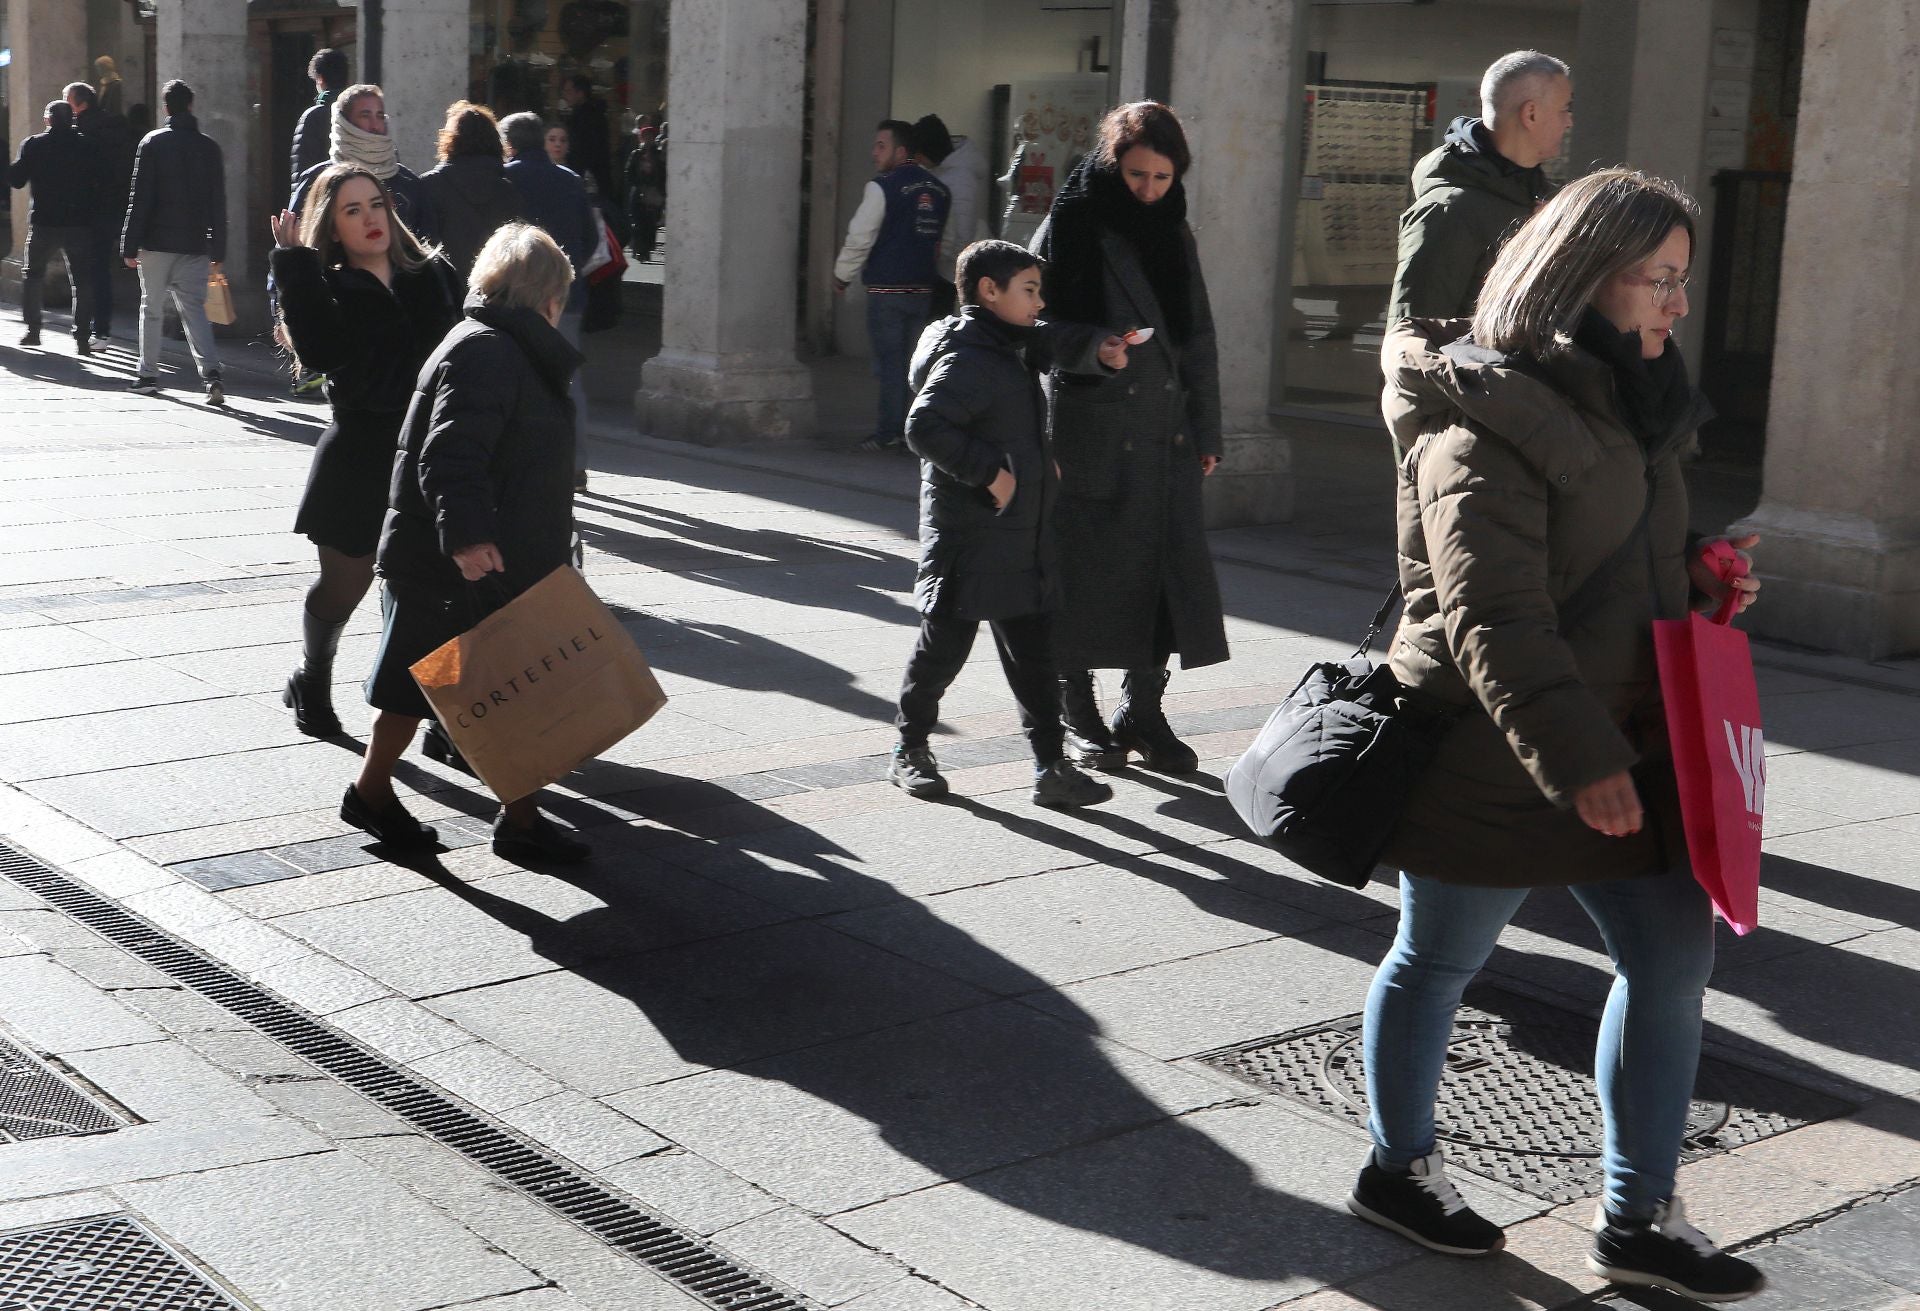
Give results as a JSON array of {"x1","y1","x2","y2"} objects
[
  {"x1": 1042, "y1": 155, "x2": 1194, "y2": 345},
  {"x1": 1572, "y1": 307, "x2": 1695, "y2": 447}
]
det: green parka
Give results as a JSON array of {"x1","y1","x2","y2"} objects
[
  {"x1": 1378, "y1": 320, "x2": 1716, "y2": 888},
  {"x1": 1387, "y1": 118, "x2": 1553, "y2": 322}
]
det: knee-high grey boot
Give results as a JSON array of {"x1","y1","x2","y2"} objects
[
  {"x1": 1110, "y1": 666, "x2": 1199, "y2": 773},
  {"x1": 283, "y1": 606, "x2": 346, "y2": 737}
]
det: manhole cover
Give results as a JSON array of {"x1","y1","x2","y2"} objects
[
  {"x1": 1198, "y1": 985, "x2": 1856, "y2": 1202},
  {"x1": 0, "y1": 1216, "x2": 242, "y2": 1310},
  {"x1": 0, "y1": 1037, "x2": 121, "y2": 1143}
]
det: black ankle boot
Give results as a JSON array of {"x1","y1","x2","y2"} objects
[
  {"x1": 1059, "y1": 671, "x2": 1126, "y2": 771},
  {"x1": 421, "y1": 719, "x2": 474, "y2": 775},
  {"x1": 1110, "y1": 666, "x2": 1199, "y2": 773},
  {"x1": 283, "y1": 608, "x2": 346, "y2": 737}
]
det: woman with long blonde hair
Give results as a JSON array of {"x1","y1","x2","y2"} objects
[
  {"x1": 271, "y1": 164, "x2": 459, "y2": 739},
  {"x1": 1348, "y1": 168, "x2": 1764, "y2": 1301}
]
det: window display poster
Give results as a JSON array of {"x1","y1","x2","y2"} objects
[{"x1": 998, "y1": 75, "x2": 1107, "y2": 245}]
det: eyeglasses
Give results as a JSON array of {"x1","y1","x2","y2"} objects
[{"x1": 1621, "y1": 271, "x2": 1691, "y2": 306}]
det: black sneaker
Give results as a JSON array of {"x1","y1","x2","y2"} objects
[
  {"x1": 1590, "y1": 1198, "x2": 1765, "y2": 1303},
  {"x1": 859, "y1": 436, "x2": 905, "y2": 455},
  {"x1": 1032, "y1": 760, "x2": 1113, "y2": 809},
  {"x1": 889, "y1": 745, "x2": 949, "y2": 799},
  {"x1": 492, "y1": 810, "x2": 591, "y2": 864},
  {"x1": 205, "y1": 375, "x2": 226, "y2": 407},
  {"x1": 1348, "y1": 1150, "x2": 1506, "y2": 1257},
  {"x1": 75, "y1": 336, "x2": 94, "y2": 357},
  {"x1": 421, "y1": 721, "x2": 475, "y2": 775},
  {"x1": 19, "y1": 330, "x2": 41, "y2": 347},
  {"x1": 129, "y1": 376, "x2": 160, "y2": 395}
]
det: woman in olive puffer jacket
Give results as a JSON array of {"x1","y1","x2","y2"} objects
[{"x1": 1347, "y1": 169, "x2": 1768, "y2": 1305}]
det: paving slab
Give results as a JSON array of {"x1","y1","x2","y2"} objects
[
  {"x1": 114, "y1": 1151, "x2": 546, "y2": 1311},
  {"x1": 609, "y1": 1000, "x2": 1238, "y2": 1214},
  {"x1": 0, "y1": 659, "x2": 222, "y2": 724},
  {"x1": 425, "y1": 919, "x2": 990, "y2": 1093},
  {"x1": 0, "y1": 694, "x2": 313, "y2": 780}
]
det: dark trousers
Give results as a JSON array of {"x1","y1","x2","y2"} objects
[
  {"x1": 897, "y1": 610, "x2": 1064, "y2": 765},
  {"x1": 87, "y1": 225, "x2": 116, "y2": 337},
  {"x1": 21, "y1": 225, "x2": 97, "y2": 339},
  {"x1": 866, "y1": 289, "x2": 933, "y2": 445}
]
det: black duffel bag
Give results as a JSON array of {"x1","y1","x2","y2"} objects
[{"x1": 1225, "y1": 585, "x2": 1459, "y2": 888}]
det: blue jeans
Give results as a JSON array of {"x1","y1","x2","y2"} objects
[
  {"x1": 867, "y1": 290, "x2": 932, "y2": 445},
  {"x1": 1363, "y1": 867, "x2": 1715, "y2": 1219}
]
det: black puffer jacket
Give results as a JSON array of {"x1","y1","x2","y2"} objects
[
  {"x1": 904, "y1": 308, "x2": 1110, "y2": 622},
  {"x1": 420, "y1": 157, "x2": 527, "y2": 280},
  {"x1": 8, "y1": 124, "x2": 103, "y2": 228},
  {"x1": 377, "y1": 299, "x2": 584, "y2": 598},
  {"x1": 121, "y1": 114, "x2": 226, "y2": 260},
  {"x1": 290, "y1": 89, "x2": 338, "y2": 186}
]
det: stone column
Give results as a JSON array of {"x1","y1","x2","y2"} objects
[
  {"x1": 365, "y1": 0, "x2": 468, "y2": 179},
  {"x1": 156, "y1": 0, "x2": 258, "y2": 328},
  {"x1": 635, "y1": 0, "x2": 815, "y2": 445},
  {"x1": 1734, "y1": 1, "x2": 1920, "y2": 657},
  {"x1": 1134, "y1": 0, "x2": 1305, "y2": 527},
  {"x1": 7, "y1": 0, "x2": 90, "y2": 256}
]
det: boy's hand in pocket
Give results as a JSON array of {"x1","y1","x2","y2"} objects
[{"x1": 988, "y1": 468, "x2": 1016, "y2": 510}]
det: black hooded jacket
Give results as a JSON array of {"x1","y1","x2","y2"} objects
[
  {"x1": 121, "y1": 114, "x2": 226, "y2": 260},
  {"x1": 377, "y1": 299, "x2": 585, "y2": 598},
  {"x1": 9, "y1": 123, "x2": 103, "y2": 229},
  {"x1": 904, "y1": 308, "x2": 1110, "y2": 621}
]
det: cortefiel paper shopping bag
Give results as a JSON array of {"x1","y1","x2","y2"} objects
[
  {"x1": 206, "y1": 271, "x2": 237, "y2": 326},
  {"x1": 1653, "y1": 544, "x2": 1763, "y2": 935},
  {"x1": 410, "y1": 566, "x2": 665, "y2": 803}
]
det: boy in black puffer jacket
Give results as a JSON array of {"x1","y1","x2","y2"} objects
[{"x1": 891, "y1": 239, "x2": 1130, "y2": 808}]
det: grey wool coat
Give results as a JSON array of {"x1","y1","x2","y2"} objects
[{"x1": 1029, "y1": 219, "x2": 1230, "y2": 672}]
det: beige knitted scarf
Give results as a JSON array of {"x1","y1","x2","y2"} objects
[{"x1": 331, "y1": 106, "x2": 399, "y2": 180}]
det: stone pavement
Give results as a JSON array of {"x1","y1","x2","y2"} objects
[{"x1": 0, "y1": 315, "x2": 1918, "y2": 1311}]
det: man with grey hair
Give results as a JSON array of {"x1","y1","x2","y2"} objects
[{"x1": 1387, "y1": 50, "x2": 1572, "y2": 321}]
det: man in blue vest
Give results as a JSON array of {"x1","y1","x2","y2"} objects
[{"x1": 835, "y1": 119, "x2": 951, "y2": 453}]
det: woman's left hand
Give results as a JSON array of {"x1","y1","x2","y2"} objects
[
  {"x1": 1690, "y1": 533, "x2": 1761, "y2": 615},
  {"x1": 1200, "y1": 455, "x2": 1220, "y2": 477}
]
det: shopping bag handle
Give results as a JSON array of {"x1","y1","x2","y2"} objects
[{"x1": 1702, "y1": 540, "x2": 1749, "y2": 626}]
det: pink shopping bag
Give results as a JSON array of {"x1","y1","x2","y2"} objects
[{"x1": 1652, "y1": 543, "x2": 1763, "y2": 935}]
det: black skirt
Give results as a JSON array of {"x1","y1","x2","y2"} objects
[
  {"x1": 294, "y1": 408, "x2": 405, "y2": 557},
  {"x1": 363, "y1": 581, "x2": 475, "y2": 719}
]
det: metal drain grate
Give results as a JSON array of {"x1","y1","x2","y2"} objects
[
  {"x1": 0, "y1": 842, "x2": 812, "y2": 1311},
  {"x1": 1199, "y1": 984, "x2": 1857, "y2": 1203},
  {"x1": 0, "y1": 1215, "x2": 241, "y2": 1310},
  {"x1": 0, "y1": 1036, "x2": 122, "y2": 1142}
]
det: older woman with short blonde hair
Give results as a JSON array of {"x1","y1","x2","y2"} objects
[{"x1": 342, "y1": 224, "x2": 592, "y2": 864}]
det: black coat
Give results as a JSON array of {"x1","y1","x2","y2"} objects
[
  {"x1": 378, "y1": 300, "x2": 584, "y2": 598},
  {"x1": 74, "y1": 107, "x2": 134, "y2": 224},
  {"x1": 1030, "y1": 207, "x2": 1229, "y2": 671},
  {"x1": 565, "y1": 95, "x2": 613, "y2": 195},
  {"x1": 121, "y1": 114, "x2": 226, "y2": 260},
  {"x1": 9, "y1": 125, "x2": 103, "y2": 229},
  {"x1": 905, "y1": 309, "x2": 1109, "y2": 622},
  {"x1": 290, "y1": 90, "x2": 338, "y2": 187},
  {"x1": 420, "y1": 157, "x2": 527, "y2": 280},
  {"x1": 273, "y1": 246, "x2": 462, "y2": 556}
]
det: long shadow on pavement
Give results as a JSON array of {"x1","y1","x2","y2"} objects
[{"x1": 380, "y1": 803, "x2": 1580, "y2": 1303}]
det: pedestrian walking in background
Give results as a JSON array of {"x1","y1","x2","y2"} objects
[
  {"x1": 501, "y1": 112, "x2": 598, "y2": 491},
  {"x1": 835, "y1": 119, "x2": 951, "y2": 454},
  {"x1": 65, "y1": 81, "x2": 132, "y2": 347},
  {"x1": 290, "y1": 85, "x2": 437, "y2": 242},
  {"x1": 271, "y1": 164, "x2": 460, "y2": 741},
  {"x1": 121, "y1": 80, "x2": 226, "y2": 402},
  {"x1": 420, "y1": 101, "x2": 526, "y2": 283},
  {"x1": 1351, "y1": 168, "x2": 1765, "y2": 1304},
  {"x1": 623, "y1": 125, "x2": 665, "y2": 262},
  {"x1": 8, "y1": 101, "x2": 102, "y2": 355},
  {"x1": 911, "y1": 114, "x2": 986, "y2": 318},
  {"x1": 94, "y1": 56, "x2": 124, "y2": 119},
  {"x1": 1388, "y1": 50, "x2": 1572, "y2": 322},
  {"x1": 291, "y1": 47, "x2": 350, "y2": 187},
  {"x1": 560, "y1": 73, "x2": 613, "y2": 196},
  {"x1": 891, "y1": 240, "x2": 1130, "y2": 809},
  {"x1": 1031, "y1": 100, "x2": 1228, "y2": 775},
  {"x1": 351, "y1": 222, "x2": 592, "y2": 864}
]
